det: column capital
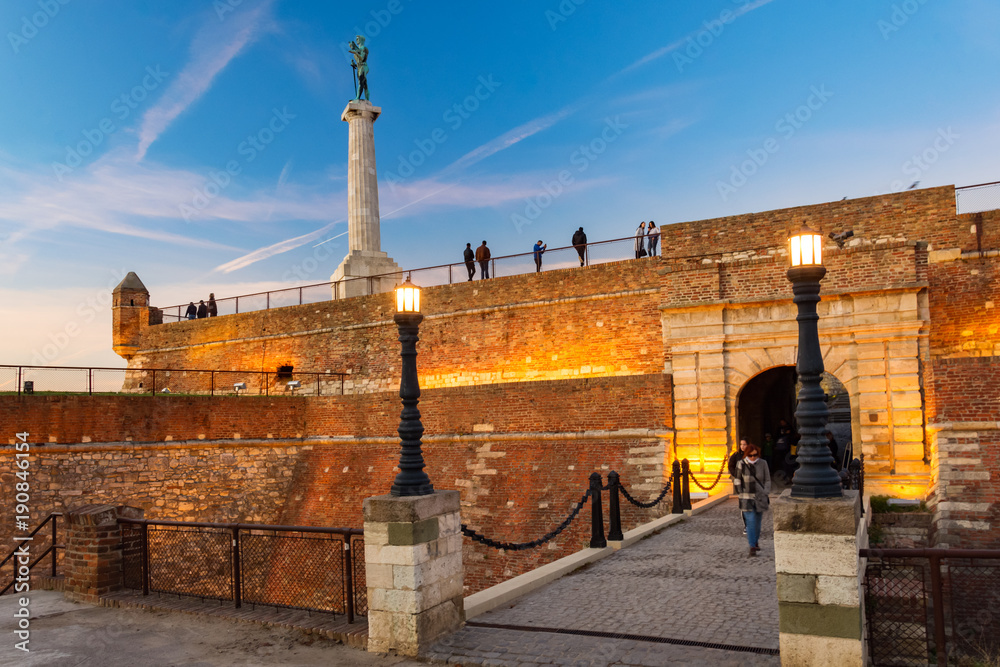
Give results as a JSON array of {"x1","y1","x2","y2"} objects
[{"x1": 342, "y1": 100, "x2": 381, "y2": 123}]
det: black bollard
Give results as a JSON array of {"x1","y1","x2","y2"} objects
[
  {"x1": 589, "y1": 472, "x2": 607, "y2": 548},
  {"x1": 671, "y1": 460, "x2": 683, "y2": 514},
  {"x1": 607, "y1": 471, "x2": 623, "y2": 542},
  {"x1": 681, "y1": 459, "x2": 692, "y2": 511}
]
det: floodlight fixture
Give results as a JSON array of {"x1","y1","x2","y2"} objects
[
  {"x1": 234, "y1": 382, "x2": 247, "y2": 394},
  {"x1": 286, "y1": 380, "x2": 301, "y2": 392}
]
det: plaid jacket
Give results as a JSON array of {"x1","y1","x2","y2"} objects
[{"x1": 734, "y1": 458, "x2": 772, "y2": 512}]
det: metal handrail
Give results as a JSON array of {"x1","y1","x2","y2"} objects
[
  {"x1": 117, "y1": 517, "x2": 362, "y2": 535},
  {"x1": 0, "y1": 513, "x2": 62, "y2": 595},
  {"x1": 2, "y1": 364, "x2": 348, "y2": 397},
  {"x1": 158, "y1": 233, "x2": 656, "y2": 320}
]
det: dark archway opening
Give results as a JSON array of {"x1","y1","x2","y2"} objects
[
  {"x1": 738, "y1": 366, "x2": 854, "y2": 476},
  {"x1": 737, "y1": 366, "x2": 798, "y2": 456}
]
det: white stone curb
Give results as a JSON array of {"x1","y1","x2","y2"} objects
[{"x1": 462, "y1": 487, "x2": 732, "y2": 619}]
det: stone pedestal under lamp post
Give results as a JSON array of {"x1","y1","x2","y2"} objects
[
  {"x1": 773, "y1": 227, "x2": 867, "y2": 666},
  {"x1": 363, "y1": 277, "x2": 464, "y2": 656}
]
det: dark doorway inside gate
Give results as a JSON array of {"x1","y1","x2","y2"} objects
[
  {"x1": 737, "y1": 366, "x2": 798, "y2": 453},
  {"x1": 737, "y1": 366, "x2": 854, "y2": 472}
]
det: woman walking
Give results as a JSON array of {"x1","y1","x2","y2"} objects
[{"x1": 734, "y1": 442, "x2": 771, "y2": 556}]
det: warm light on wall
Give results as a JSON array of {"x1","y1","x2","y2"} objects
[{"x1": 789, "y1": 226, "x2": 824, "y2": 267}]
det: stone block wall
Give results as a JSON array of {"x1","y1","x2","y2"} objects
[
  {"x1": 925, "y1": 356, "x2": 1000, "y2": 548},
  {"x1": 0, "y1": 374, "x2": 671, "y2": 594}
]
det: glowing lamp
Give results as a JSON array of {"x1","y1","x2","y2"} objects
[
  {"x1": 789, "y1": 226, "x2": 823, "y2": 267},
  {"x1": 395, "y1": 276, "x2": 420, "y2": 313}
]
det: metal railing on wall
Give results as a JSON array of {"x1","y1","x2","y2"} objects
[
  {"x1": 956, "y1": 180, "x2": 1000, "y2": 215},
  {"x1": 861, "y1": 547, "x2": 1000, "y2": 666},
  {"x1": 159, "y1": 234, "x2": 655, "y2": 322},
  {"x1": 118, "y1": 518, "x2": 366, "y2": 622},
  {"x1": 0, "y1": 364, "x2": 347, "y2": 397}
]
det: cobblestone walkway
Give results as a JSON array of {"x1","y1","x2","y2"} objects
[{"x1": 425, "y1": 498, "x2": 780, "y2": 666}]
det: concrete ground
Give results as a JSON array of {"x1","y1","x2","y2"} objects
[{"x1": 0, "y1": 591, "x2": 423, "y2": 667}]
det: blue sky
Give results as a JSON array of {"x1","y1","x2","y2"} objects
[{"x1": 1, "y1": 0, "x2": 998, "y2": 368}]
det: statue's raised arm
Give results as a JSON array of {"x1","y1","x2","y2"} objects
[{"x1": 348, "y1": 35, "x2": 370, "y2": 101}]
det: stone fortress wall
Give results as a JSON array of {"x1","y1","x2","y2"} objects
[{"x1": 3, "y1": 185, "x2": 998, "y2": 594}]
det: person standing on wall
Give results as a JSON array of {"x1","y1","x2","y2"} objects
[
  {"x1": 734, "y1": 442, "x2": 771, "y2": 557},
  {"x1": 208, "y1": 293, "x2": 218, "y2": 317},
  {"x1": 532, "y1": 240, "x2": 547, "y2": 272},
  {"x1": 185, "y1": 302, "x2": 197, "y2": 320},
  {"x1": 463, "y1": 243, "x2": 476, "y2": 281},
  {"x1": 196, "y1": 299, "x2": 208, "y2": 319},
  {"x1": 647, "y1": 221, "x2": 660, "y2": 257},
  {"x1": 572, "y1": 227, "x2": 588, "y2": 266},
  {"x1": 635, "y1": 221, "x2": 647, "y2": 258},
  {"x1": 476, "y1": 240, "x2": 491, "y2": 279}
]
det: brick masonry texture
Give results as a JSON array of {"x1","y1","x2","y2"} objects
[
  {"x1": 122, "y1": 258, "x2": 664, "y2": 394},
  {"x1": 0, "y1": 374, "x2": 670, "y2": 593},
  {"x1": 9, "y1": 184, "x2": 998, "y2": 585}
]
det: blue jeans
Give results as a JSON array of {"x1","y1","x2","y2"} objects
[{"x1": 743, "y1": 510, "x2": 763, "y2": 548}]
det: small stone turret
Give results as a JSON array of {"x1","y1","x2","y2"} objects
[{"x1": 112, "y1": 272, "x2": 149, "y2": 359}]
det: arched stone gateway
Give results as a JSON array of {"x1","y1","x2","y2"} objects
[
  {"x1": 662, "y1": 280, "x2": 929, "y2": 495},
  {"x1": 736, "y1": 366, "x2": 854, "y2": 480}
]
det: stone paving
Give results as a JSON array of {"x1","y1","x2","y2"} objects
[{"x1": 425, "y1": 498, "x2": 780, "y2": 666}]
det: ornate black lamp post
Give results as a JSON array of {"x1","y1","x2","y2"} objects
[
  {"x1": 390, "y1": 277, "x2": 434, "y2": 497},
  {"x1": 787, "y1": 227, "x2": 843, "y2": 498}
]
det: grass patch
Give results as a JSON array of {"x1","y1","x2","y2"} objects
[{"x1": 870, "y1": 495, "x2": 927, "y2": 514}]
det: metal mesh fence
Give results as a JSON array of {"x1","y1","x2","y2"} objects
[
  {"x1": 241, "y1": 531, "x2": 347, "y2": 613},
  {"x1": 0, "y1": 366, "x2": 16, "y2": 393},
  {"x1": 956, "y1": 182, "x2": 1000, "y2": 215},
  {"x1": 121, "y1": 523, "x2": 144, "y2": 591},
  {"x1": 119, "y1": 521, "x2": 365, "y2": 617},
  {"x1": 147, "y1": 527, "x2": 233, "y2": 601},
  {"x1": 947, "y1": 559, "x2": 1000, "y2": 660},
  {"x1": 351, "y1": 535, "x2": 367, "y2": 616},
  {"x1": 865, "y1": 557, "x2": 933, "y2": 666}
]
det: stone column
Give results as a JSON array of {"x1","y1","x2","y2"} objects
[
  {"x1": 772, "y1": 490, "x2": 867, "y2": 666},
  {"x1": 62, "y1": 504, "x2": 143, "y2": 604},
  {"x1": 331, "y1": 100, "x2": 401, "y2": 299},
  {"x1": 363, "y1": 490, "x2": 464, "y2": 656}
]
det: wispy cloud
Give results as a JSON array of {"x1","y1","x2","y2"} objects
[
  {"x1": 441, "y1": 102, "x2": 583, "y2": 175},
  {"x1": 135, "y1": 0, "x2": 277, "y2": 160},
  {"x1": 619, "y1": 0, "x2": 777, "y2": 75}
]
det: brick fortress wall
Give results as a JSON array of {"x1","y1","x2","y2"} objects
[{"x1": 0, "y1": 374, "x2": 671, "y2": 594}]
